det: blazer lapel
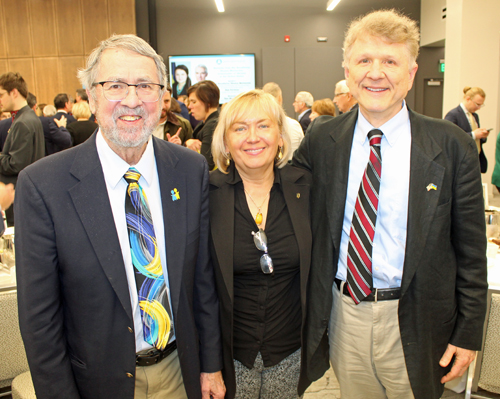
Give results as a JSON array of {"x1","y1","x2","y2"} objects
[
  {"x1": 209, "y1": 174, "x2": 235, "y2": 302},
  {"x1": 154, "y1": 139, "x2": 185, "y2": 318},
  {"x1": 401, "y1": 111, "x2": 445, "y2": 295},
  {"x1": 69, "y1": 135, "x2": 133, "y2": 321}
]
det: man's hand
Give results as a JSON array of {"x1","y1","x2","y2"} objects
[
  {"x1": 0, "y1": 182, "x2": 15, "y2": 210},
  {"x1": 54, "y1": 115, "x2": 67, "y2": 128},
  {"x1": 186, "y1": 138, "x2": 202, "y2": 152},
  {"x1": 167, "y1": 127, "x2": 182, "y2": 145},
  {"x1": 473, "y1": 128, "x2": 489, "y2": 140},
  {"x1": 200, "y1": 371, "x2": 225, "y2": 399},
  {"x1": 439, "y1": 344, "x2": 476, "y2": 383}
]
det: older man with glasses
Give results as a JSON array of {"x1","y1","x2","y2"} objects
[
  {"x1": 15, "y1": 34, "x2": 225, "y2": 399},
  {"x1": 333, "y1": 79, "x2": 358, "y2": 114}
]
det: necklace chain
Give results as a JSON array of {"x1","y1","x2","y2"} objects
[{"x1": 244, "y1": 189, "x2": 271, "y2": 226}]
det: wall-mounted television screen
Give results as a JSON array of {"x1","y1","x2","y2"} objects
[{"x1": 168, "y1": 54, "x2": 256, "y2": 104}]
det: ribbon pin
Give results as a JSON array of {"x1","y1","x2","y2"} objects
[
  {"x1": 171, "y1": 188, "x2": 180, "y2": 201},
  {"x1": 426, "y1": 183, "x2": 437, "y2": 191}
]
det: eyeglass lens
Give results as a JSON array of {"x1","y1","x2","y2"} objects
[
  {"x1": 252, "y1": 229, "x2": 274, "y2": 274},
  {"x1": 102, "y1": 82, "x2": 161, "y2": 102}
]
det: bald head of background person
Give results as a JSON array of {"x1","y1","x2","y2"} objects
[
  {"x1": 263, "y1": 82, "x2": 304, "y2": 155},
  {"x1": 15, "y1": 33, "x2": 225, "y2": 399},
  {"x1": 333, "y1": 79, "x2": 357, "y2": 114},
  {"x1": 293, "y1": 91, "x2": 313, "y2": 133}
]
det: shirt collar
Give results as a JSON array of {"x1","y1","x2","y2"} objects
[
  {"x1": 96, "y1": 130, "x2": 156, "y2": 189},
  {"x1": 355, "y1": 100, "x2": 410, "y2": 147},
  {"x1": 298, "y1": 109, "x2": 309, "y2": 120},
  {"x1": 460, "y1": 103, "x2": 470, "y2": 115}
]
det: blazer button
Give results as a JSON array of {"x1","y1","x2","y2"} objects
[
  {"x1": 128, "y1": 327, "x2": 134, "y2": 333},
  {"x1": 126, "y1": 373, "x2": 134, "y2": 378}
]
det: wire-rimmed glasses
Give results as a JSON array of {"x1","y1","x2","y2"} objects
[
  {"x1": 93, "y1": 81, "x2": 164, "y2": 102},
  {"x1": 252, "y1": 229, "x2": 273, "y2": 274}
]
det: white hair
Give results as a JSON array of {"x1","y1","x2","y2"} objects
[{"x1": 296, "y1": 91, "x2": 314, "y2": 108}]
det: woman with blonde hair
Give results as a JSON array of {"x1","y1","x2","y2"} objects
[
  {"x1": 210, "y1": 89, "x2": 312, "y2": 398},
  {"x1": 67, "y1": 101, "x2": 98, "y2": 146},
  {"x1": 445, "y1": 86, "x2": 489, "y2": 172}
]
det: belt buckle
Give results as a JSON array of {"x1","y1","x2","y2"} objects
[{"x1": 136, "y1": 349, "x2": 161, "y2": 366}]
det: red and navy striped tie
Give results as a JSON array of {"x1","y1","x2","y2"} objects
[{"x1": 346, "y1": 129, "x2": 383, "y2": 304}]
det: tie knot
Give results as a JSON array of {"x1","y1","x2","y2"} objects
[
  {"x1": 368, "y1": 129, "x2": 383, "y2": 146},
  {"x1": 124, "y1": 168, "x2": 141, "y2": 184}
]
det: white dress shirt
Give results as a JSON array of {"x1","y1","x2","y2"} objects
[
  {"x1": 96, "y1": 131, "x2": 175, "y2": 352},
  {"x1": 336, "y1": 102, "x2": 411, "y2": 288},
  {"x1": 286, "y1": 116, "x2": 304, "y2": 159}
]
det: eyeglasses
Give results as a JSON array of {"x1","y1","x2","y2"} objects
[
  {"x1": 252, "y1": 229, "x2": 274, "y2": 274},
  {"x1": 93, "y1": 81, "x2": 164, "y2": 102},
  {"x1": 334, "y1": 92, "x2": 348, "y2": 97},
  {"x1": 472, "y1": 100, "x2": 485, "y2": 109}
]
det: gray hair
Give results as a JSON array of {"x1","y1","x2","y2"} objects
[
  {"x1": 296, "y1": 91, "x2": 314, "y2": 108},
  {"x1": 262, "y1": 82, "x2": 282, "y2": 100},
  {"x1": 77, "y1": 34, "x2": 167, "y2": 100},
  {"x1": 335, "y1": 79, "x2": 350, "y2": 94},
  {"x1": 43, "y1": 104, "x2": 57, "y2": 117}
]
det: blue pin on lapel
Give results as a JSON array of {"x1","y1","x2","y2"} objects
[{"x1": 171, "y1": 188, "x2": 180, "y2": 201}]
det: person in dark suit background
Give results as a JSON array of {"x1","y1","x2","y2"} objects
[
  {"x1": 15, "y1": 34, "x2": 225, "y2": 399},
  {"x1": 293, "y1": 10, "x2": 487, "y2": 399},
  {"x1": 0, "y1": 73, "x2": 45, "y2": 226},
  {"x1": 444, "y1": 86, "x2": 489, "y2": 173},
  {"x1": 209, "y1": 90, "x2": 312, "y2": 398},
  {"x1": 53, "y1": 92, "x2": 77, "y2": 125},
  {"x1": 293, "y1": 91, "x2": 313, "y2": 133}
]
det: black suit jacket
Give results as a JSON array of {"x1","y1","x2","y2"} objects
[
  {"x1": 209, "y1": 164, "x2": 313, "y2": 398},
  {"x1": 299, "y1": 109, "x2": 312, "y2": 133},
  {"x1": 15, "y1": 135, "x2": 222, "y2": 399},
  {"x1": 292, "y1": 108, "x2": 488, "y2": 399},
  {"x1": 0, "y1": 118, "x2": 12, "y2": 151},
  {"x1": 39, "y1": 116, "x2": 72, "y2": 155},
  {"x1": 54, "y1": 111, "x2": 77, "y2": 125},
  {"x1": 444, "y1": 105, "x2": 487, "y2": 173}
]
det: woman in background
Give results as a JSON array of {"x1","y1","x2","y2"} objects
[
  {"x1": 172, "y1": 64, "x2": 191, "y2": 99},
  {"x1": 185, "y1": 80, "x2": 220, "y2": 170},
  {"x1": 310, "y1": 98, "x2": 336, "y2": 121},
  {"x1": 209, "y1": 90, "x2": 312, "y2": 399},
  {"x1": 67, "y1": 102, "x2": 98, "y2": 146}
]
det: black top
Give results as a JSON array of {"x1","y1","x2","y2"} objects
[
  {"x1": 67, "y1": 120, "x2": 99, "y2": 146},
  {"x1": 231, "y1": 166, "x2": 301, "y2": 368},
  {"x1": 192, "y1": 109, "x2": 219, "y2": 170}
]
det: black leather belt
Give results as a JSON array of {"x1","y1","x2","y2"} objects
[
  {"x1": 334, "y1": 278, "x2": 400, "y2": 301},
  {"x1": 136, "y1": 341, "x2": 177, "y2": 367}
]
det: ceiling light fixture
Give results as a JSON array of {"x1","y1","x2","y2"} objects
[
  {"x1": 215, "y1": 0, "x2": 225, "y2": 12},
  {"x1": 326, "y1": 0, "x2": 341, "y2": 11}
]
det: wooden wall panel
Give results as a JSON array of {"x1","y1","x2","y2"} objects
[
  {"x1": 0, "y1": 60, "x2": 8, "y2": 76},
  {"x1": 54, "y1": 0, "x2": 84, "y2": 56},
  {"x1": 59, "y1": 56, "x2": 85, "y2": 95},
  {"x1": 34, "y1": 58, "x2": 60, "y2": 106},
  {"x1": 2, "y1": 0, "x2": 32, "y2": 58},
  {"x1": 7, "y1": 59, "x2": 35, "y2": 96},
  {"x1": 108, "y1": 0, "x2": 136, "y2": 35},
  {"x1": 82, "y1": 0, "x2": 110, "y2": 55},
  {"x1": 0, "y1": 0, "x2": 7, "y2": 59},
  {"x1": 29, "y1": 0, "x2": 58, "y2": 57}
]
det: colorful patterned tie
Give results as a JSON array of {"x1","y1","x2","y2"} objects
[
  {"x1": 346, "y1": 129, "x2": 383, "y2": 304},
  {"x1": 124, "y1": 168, "x2": 172, "y2": 350}
]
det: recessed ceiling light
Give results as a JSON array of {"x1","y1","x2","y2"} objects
[
  {"x1": 326, "y1": 0, "x2": 341, "y2": 11},
  {"x1": 215, "y1": 0, "x2": 225, "y2": 12}
]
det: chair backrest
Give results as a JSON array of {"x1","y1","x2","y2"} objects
[
  {"x1": 478, "y1": 293, "x2": 500, "y2": 394},
  {"x1": 0, "y1": 290, "x2": 30, "y2": 387}
]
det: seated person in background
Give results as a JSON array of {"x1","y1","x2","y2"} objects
[
  {"x1": 444, "y1": 86, "x2": 489, "y2": 173},
  {"x1": 66, "y1": 101, "x2": 98, "y2": 146},
  {"x1": 310, "y1": 98, "x2": 336, "y2": 121},
  {"x1": 186, "y1": 80, "x2": 220, "y2": 170},
  {"x1": 53, "y1": 93, "x2": 77, "y2": 124},
  {"x1": 152, "y1": 86, "x2": 192, "y2": 145},
  {"x1": 333, "y1": 79, "x2": 358, "y2": 114},
  {"x1": 263, "y1": 82, "x2": 304, "y2": 157},
  {"x1": 43, "y1": 104, "x2": 57, "y2": 117},
  {"x1": 209, "y1": 89, "x2": 312, "y2": 398}
]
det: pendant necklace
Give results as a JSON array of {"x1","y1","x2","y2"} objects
[{"x1": 244, "y1": 189, "x2": 270, "y2": 226}]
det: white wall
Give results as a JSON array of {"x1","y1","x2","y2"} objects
[
  {"x1": 443, "y1": 0, "x2": 500, "y2": 195},
  {"x1": 420, "y1": 0, "x2": 446, "y2": 46}
]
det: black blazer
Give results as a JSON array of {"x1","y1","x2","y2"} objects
[
  {"x1": 299, "y1": 109, "x2": 312, "y2": 133},
  {"x1": 193, "y1": 109, "x2": 219, "y2": 170},
  {"x1": 293, "y1": 108, "x2": 487, "y2": 399},
  {"x1": 444, "y1": 105, "x2": 487, "y2": 173},
  {"x1": 54, "y1": 111, "x2": 77, "y2": 125},
  {"x1": 15, "y1": 135, "x2": 222, "y2": 399},
  {"x1": 209, "y1": 164, "x2": 313, "y2": 398}
]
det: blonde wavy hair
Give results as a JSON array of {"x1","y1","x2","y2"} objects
[{"x1": 212, "y1": 90, "x2": 292, "y2": 173}]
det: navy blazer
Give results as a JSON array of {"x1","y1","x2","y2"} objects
[
  {"x1": 293, "y1": 108, "x2": 487, "y2": 399},
  {"x1": 444, "y1": 105, "x2": 487, "y2": 173},
  {"x1": 299, "y1": 109, "x2": 312, "y2": 133},
  {"x1": 15, "y1": 135, "x2": 222, "y2": 399},
  {"x1": 39, "y1": 116, "x2": 72, "y2": 155}
]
